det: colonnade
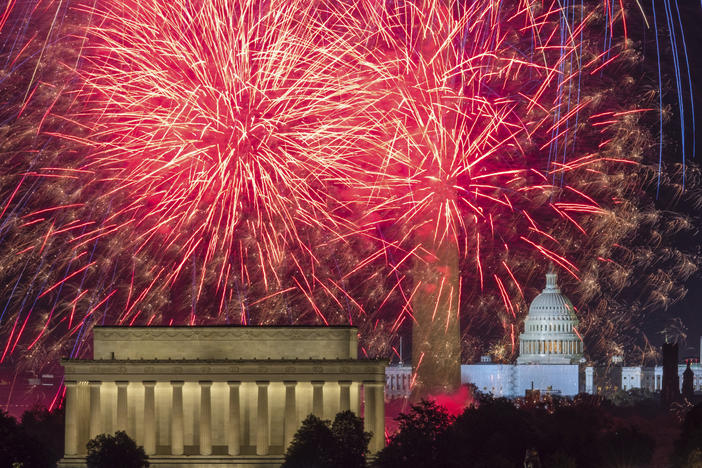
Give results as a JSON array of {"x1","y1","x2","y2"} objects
[
  {"x1": 385, "y1": 369, "x2": 411, "y2": 399},
  {"x1": 64, "y1": 379, "x2": 385, "y2": 457},
  {"x1": 386, "y1": 374, "x2": 410, "y2": 392},
  {"x1": 520, "y1": 339, "x2": 582, "y2": 355}
]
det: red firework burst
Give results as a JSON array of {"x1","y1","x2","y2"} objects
[{"x1": 0, "y1": 0, "x2": 696, "y2": 406}]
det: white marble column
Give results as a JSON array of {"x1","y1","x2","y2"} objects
[
  {"x1": 256, "y1": 381, "x2": 269, "y2": 455},
  {"x1": 339, "y1": 381, "x2": 351, "y2": 413},
  {"x1": 227, "y1": 381, "x2": 241, "y2": 456},
  {"x1": 88, "y1": 381, "x2": 101, "y2": 438},
  {"x1": 143, "y1": 381, "x2": 156, "y2": 455},
  {"x1": 64, "y1": 381, "x2": 79, "y2": 456},
  {"x1": 116, "y1": 381, "x2": 128, "y2": 432},
  {"x1": 363, "y1": 383, "x2": 374, "y2": 439},
  {"x1": 364, "y1": 382, "x2": 385, "y2": 453},
  {"x1": 372, "y1": 382, "x2": 385, "y2": 452},
  {"x1": 312, "y1": 381, "x2": 324, "y2": 417},
  {"x1": 171, "y1": 381, "x2": 184, "y2": 455},
  {"x1": 199, "y1": 381, "x2": 212, "y2": 455},
  {"x1": 283, "y1": 381, "x2": 297, "y2": 448}
]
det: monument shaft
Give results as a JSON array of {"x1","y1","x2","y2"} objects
[{"x1": 411, "y1": 236, "x2": 461, "y2": 396}]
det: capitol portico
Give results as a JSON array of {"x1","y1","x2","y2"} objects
[{"x1": 59, "y1": 326, "x2": 386, "y2": 467}]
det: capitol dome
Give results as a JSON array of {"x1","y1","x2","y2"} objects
[{"x1": 516, "y1": 269, "x2": 583, "y2": 364}]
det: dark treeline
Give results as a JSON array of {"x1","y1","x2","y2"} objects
[
  {"x1": 5, "y1": 390, "x2": 702, "y2": 468},
  {"x1": 285, "y1": 389, "x2": 702, "y2": 468},
  {"x1": 375, "y1": 393, "x2": 657, "y2": 468},
  {"x1": 0, "y1": 406, "x2": 64, "y2": 468}
]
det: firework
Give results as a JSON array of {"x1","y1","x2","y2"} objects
[
  {"x1": 0, "y1": 0, "x2": 699, "y2": 407},
  {"x1": 335, "y1": 0, "x2": 661, "y2": 393},
  {"x1": 0, "y1": 0, "x2": 390, "y2": 374}
]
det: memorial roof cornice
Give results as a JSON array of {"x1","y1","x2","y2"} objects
[
  {"x1": 61, "y1": 358, "x2": 386, "y2": 364},
  {"x1": 61, "y1": 357, "x2": 387, "y2": 382},
  {"x1": 92, "y1": 326, "x2": 360, "y2": 344},
  {"x1": 94, "y1": 325, "x2": 358, "y2": 329}
]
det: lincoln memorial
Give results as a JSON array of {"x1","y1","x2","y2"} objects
[{"x1": 59, "y1": 326, "x2": 386, "y2": 467}]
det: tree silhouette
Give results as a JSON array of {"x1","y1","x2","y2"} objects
[
  {"x1": 0, "y1": 409, "x2": 56, "y2": 468},
  {"x1": 86, "y1": 431, "x2": 149, "y2": 468},
  {"x1": 283, "y1": 411, "x2": 371, "y2": 468},
  {"x1": 331, "y1": 411, "x2": 372, "y2": 468},
  {"x1": 672, "y1": 403, "x2": 702, "y2": 467},
  {"x1": 21, "y1": 406, "x2": 64, "y2": 465},
  {"x1": 374, "y1": 399, "x2": 454, "y2": 468}
]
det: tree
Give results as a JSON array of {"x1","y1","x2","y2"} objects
[
  {"x1": 543, "y1": 450, "x2": 577, "y2": 468},
  {"x1": 541, "y1": 396, "x2": 613, "y2": 468},
  {"x1": 283, "y1": 412, "x2": 371, "y2": 468},
  {"x1": 682, "y1": 448, "x2": 702, "y2": 468},
  {"x1": 86, "y1": 431, "x2": 149, "y2": 468},
  {"x1": 672, "y1": 403, "x2": 702, "y2": 468},
  {"x1": 374, "y1": 399, "x2": 454, "y2": 468},
  {"x1": 442, "y1": 395, "x2": 542, "y2": 468},
  {"x1": 331, "y1": 411, "x2": 372, "y2": 468},
  {"x1": 598, "y1": 427, "x2": 654, "y2": 468},
  {"x1": 610, "y1": 388, "x2": 658, "y2": 408},
  {"x1": 0, "y1": 409, "x2": 55, "y2": 468},
  {"x1": 282, "y1": 414, "x2": 336, "y2": 468},
  {"x1": 21, "y1": 406, "x2": 64, "y2": 465}
]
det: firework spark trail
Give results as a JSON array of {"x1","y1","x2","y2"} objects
[
  {"x1": 0, "y1": 0, "x2": 396, "y2": 383},
  {"x1": 0, "y1": 0, "x2": 699, "y2": 407},
  {"x1": 63, "y1": 0, "x2": 397, "y2": 329},
  {"x1": 338, "y1": 0, "x2": 632, "y2": 392},
  {"x1": 77, "y1": 0, "x2": 377, "y2": 259},
  {"x1": 335, "y1": 0, "x2": 700, "y2": 390}
]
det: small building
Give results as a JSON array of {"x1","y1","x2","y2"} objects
[
  {"x1": 621, "y1": 366, "x2": 659, "y2": 392},
  {"x1": 59, "y1": 326, "x2": 386, "y2": 467},
  {"x1": 385, "y1": 365, "x2": 412, "y2": 399},
  {"x1": 619, "y1": 341, "x2": 702, "y2": 395}
]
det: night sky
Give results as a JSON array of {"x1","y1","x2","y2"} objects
[
  {"x1": 0, "y1": 0, "x2": 701, "y2": 413},
  {"x1": 645, "y1": 1, "x2": 702, "y2": 355}
]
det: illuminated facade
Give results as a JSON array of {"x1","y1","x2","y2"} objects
[
  {"x1": 461, "y1": 271, "x2": 584, "y2": 398},
  {"x1": 621, "y1": 339, "x2": 702, "y2": 394},
  {"x1": 59, "y1": 326, "x2": 386, "y2": 468},
  {"x1": 516, "y1": 270, "x2": 583, "y2": 365},
  {"x1": 384, "y1": 273, "x2": 702, "y2": 400}
]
